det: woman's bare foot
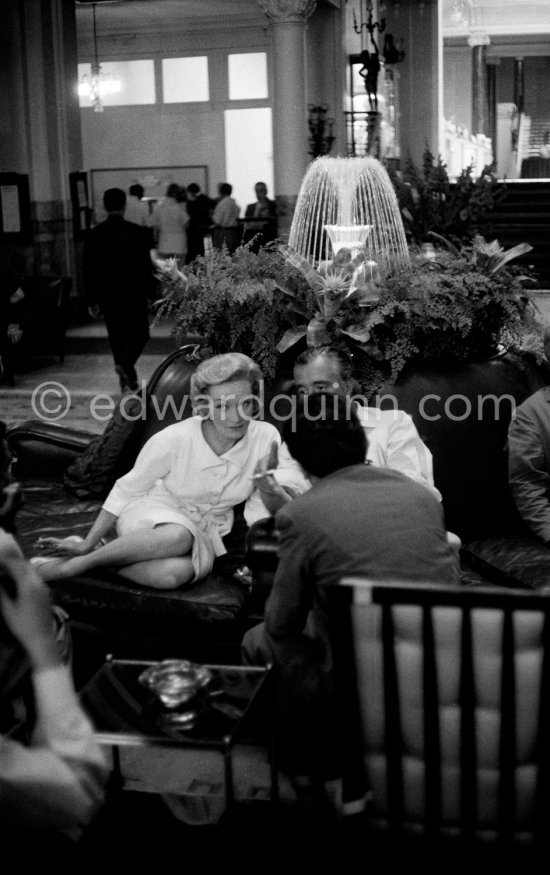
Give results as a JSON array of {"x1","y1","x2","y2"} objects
[{"x1": 30, "y1": 556, "x2": 69, "y2": 580}]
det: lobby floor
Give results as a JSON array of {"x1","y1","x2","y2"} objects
[{"x1": 0, "y1": 315, "x2": 177, "y2": 433}]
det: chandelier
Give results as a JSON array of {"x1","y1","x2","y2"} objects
[{"x1": 78, "y1": 2, "x2": 121, "y2": 112}]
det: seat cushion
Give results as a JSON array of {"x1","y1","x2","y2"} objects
[
  {"x1": 461, "y1": 535, "x2": 550, "y2": 592},
  {"x1": 15, "y1": 479, "x2": 250, "y2": 650}
]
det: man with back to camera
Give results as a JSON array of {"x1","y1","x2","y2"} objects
[
  {"x1": 211, "y1": 182, "x2": 241, "y2": 254},
  {"x1": 244, "y1": 393, "x2": 459, "y2": 792},
  {"x1": 125, "y1": 183, "x2": 150, "y2": 228},
  {"x1": 185, "y1": 182, "x2": 214, "y2": 263},
  {"x1": 83, "y1": 187, "x2": 156, "y2": 392}
]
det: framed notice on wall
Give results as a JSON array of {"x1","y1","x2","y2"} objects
[
  {"x1": 90, "y1": 166, "x2": 209, "y2": 224},
  {"x1": 69, "y1": 170, "x2": 91, "y2": 240},
  {"x1": 0, "y1": 173, "x2": 32, "y2": 242}
]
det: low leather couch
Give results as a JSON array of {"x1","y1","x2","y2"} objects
[
  {"x1": 7, "y1": 344, "x2": 259, "y2": 678},
  {"x1": 8, "y1": 344, "x2": 550, "y2": 684}
]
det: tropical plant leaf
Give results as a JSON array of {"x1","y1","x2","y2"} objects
[
  {"x1": 276, "y1": 326, "x2": 307, "y2": 353},
  {"x1": 427, "y1": 231, "x2": 460, "y2": 255},
  {"x1": 489, "y1": 243, "x2": 533, "y2": 274},
  {"x1": 279, "y1": 245, "x2": 326, "y2": 291},
  {"x1": 340, "y1": 325, "x2": 371, "y2": 342}
]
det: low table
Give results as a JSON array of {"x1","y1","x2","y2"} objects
[{"x1": 80, "y1": 656, "x2": 278, "y2": 807}]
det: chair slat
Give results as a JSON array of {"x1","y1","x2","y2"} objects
[
  {"x1": 382, "y1": 604, "x2": 404, "y2": 833},
  {"x1": 459, "y1": 608, "x2": 477, "y2": 838},
  {"x1": 498, "y1": 608, "x2": 516, "y2": 840},
  {"x1": 422, "y1": 606, "x2": 442, "y2": 836}
]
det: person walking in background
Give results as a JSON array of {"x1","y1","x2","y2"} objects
[
  {"x1": 185, "y1": 182, "x2": 214, "y2": 263},
  {"x1": 211, "y1": 182, "x2": 241, "y2": 254},
  {"x1": 125, "y1": 183, "x2": 150, "y2": 228},
  {"x1": 242, "y1": 181, "x2": 278, "y2": 252},
  {"x1": 150, "y1": 183, "x2": 190, "y2": 266},
  {"x1": 83, "y1": 187, "x2": 156, "y2": 392}
]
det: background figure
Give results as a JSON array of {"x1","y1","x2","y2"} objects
[
  {"x1": 241, "y1": 182, "x2": 278, "y2": 252},
  {"x1": 83, "y1": 187, "x2": 156, "y2": 392},
  {"x1": 185, "y1": 182, "x2": 214, "y2": 263},
  {"x1": 211, "y1": 182, "x2": 241, "y2": 254},
  {"x1": 508, "y1": 326, "x2": 550, "y2": 542},
  {"x1": 125, "y1": 183, "x2": 150, "y2": 227},
  {"x1": 151, "y1": 182, "x2": 190, "y2": 266},
  {"x1": 0, "y1": 251, "x2": 25, "y2": 386}
]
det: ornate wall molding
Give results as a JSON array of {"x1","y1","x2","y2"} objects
[{"x1": 256, "y1": 0, "x2": 317, "y2": 24}]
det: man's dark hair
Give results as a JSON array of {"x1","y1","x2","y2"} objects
[
  {"x1": 283, "y1": 393, "x2": 367, "y2": 478},
  {"x1": 129, "y1": 183, "x2": 144, "y2": 199},
  {"x1": 187, "y1": 182, "x2": 201, "y2": 195},
  {"x1": 219, "y1": 183, "x2": 232, "y2": 197},
  {"x1": 103, "y1": 188, "x2": 126, "y2": 212}
]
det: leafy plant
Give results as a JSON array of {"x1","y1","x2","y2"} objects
[
  {"x1": 355, "y1": 235, "x2": 543, "y2": 395},
  {"x1": 153, "y1": 245, "x2": 316, "y2": 384},
  {"x1": 154, "y1": 234, "x2": 544, "y2": 396},
  {"x1": 387, "y1": 148, "x2": 506, "y2": 247}
]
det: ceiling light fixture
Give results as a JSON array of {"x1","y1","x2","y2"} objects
[{"x1": 78, "y1": 2, "x2": 121, "y2": 112}]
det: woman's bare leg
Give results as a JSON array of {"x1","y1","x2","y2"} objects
[
  {"x1": 118, "y1": 556, "x2": 195, "y2": 589},
  {"x1": 36, "y1": 524, "x2": 193, "y2": 582}
]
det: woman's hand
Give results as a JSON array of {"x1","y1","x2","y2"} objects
[{"x1": 253, "y1": 441, "x2": 292, "y2": 515}]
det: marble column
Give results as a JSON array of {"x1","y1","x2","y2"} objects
[
  {"x1": 391, "y1": 0, "x2": 442, "y2": 168},
  {"x1": 0, "y1": 0, "x2": 82, "y2": 279},
  {"x1": 468, "y1": 33, "x2": 490, "y2": 136},
  {"x1": 257, "y1": 0, "x2": 317, "y2": 239}
]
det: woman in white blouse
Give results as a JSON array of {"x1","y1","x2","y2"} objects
[{"x1": 33, "y1": 353, "x2": 308, "y2": 589}]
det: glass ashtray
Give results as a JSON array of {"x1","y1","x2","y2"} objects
[{"x1": 139, "y1": 659, "x2": 213, "y2": 710}]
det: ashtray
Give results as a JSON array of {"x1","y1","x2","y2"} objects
[{"x1": 139, "y1": 659, "x2": 213, "y2": 710}]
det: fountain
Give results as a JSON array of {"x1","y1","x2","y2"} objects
[{"x1": 288, "y1": 155, "x2": 410, "y2": 276}]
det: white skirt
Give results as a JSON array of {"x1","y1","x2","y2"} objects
[{"x1": 116, "y1": 494, "x2": 230, "y2": 580}]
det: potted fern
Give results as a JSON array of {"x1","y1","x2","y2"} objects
[{"x1": 154, "y1": 234, "x2": 544, "y2": 396}]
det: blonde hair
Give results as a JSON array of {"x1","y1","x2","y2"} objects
[{"x1": 190, "y1": 353, "x2": 262, "y2": 405}]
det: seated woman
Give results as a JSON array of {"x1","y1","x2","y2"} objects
[{"x1": 32, "y1": 353, "x2": 308, "y2": 589}]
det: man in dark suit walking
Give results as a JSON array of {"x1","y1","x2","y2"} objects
[{"x1": 83, "y1": 188, "x2": 156, "y2": 391}]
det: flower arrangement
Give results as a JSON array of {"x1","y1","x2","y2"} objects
[{"x1": 154, "y1": 233, "x2": 544, "y2": 396}]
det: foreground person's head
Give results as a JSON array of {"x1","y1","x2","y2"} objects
[
  {"x1": 293, "y1": 346, "x2": 354, "y2": 398},
  {"x1": 283, "y1": 393, "x2": 367, "y2": 479},
  {"x1": 190, "y1": 353, "x2": 262, "y2": 442}
]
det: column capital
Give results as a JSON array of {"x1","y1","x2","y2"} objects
[
  {"x1": 256, "y1": 0, "x2": 317, "y2": 24},
  {"x1": 467, "y1": 31, "x2": 491, "y2": 48}
]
